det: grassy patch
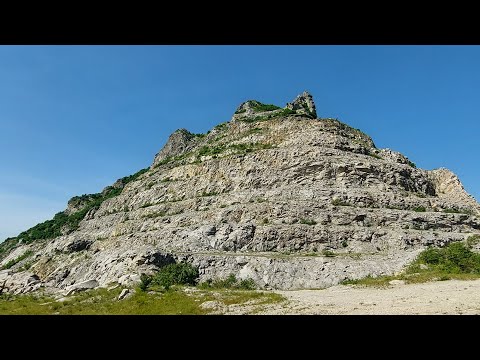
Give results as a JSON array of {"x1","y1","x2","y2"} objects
[
  {"x1": 344, "y1": 241, "x2": 480, "y2": 287},
  {"x1": 342, "y1": 275, "x2": 396, "y2": 287},
  {"x1": 230, "y1": 142, "x2": 274, "y2": 153},
  {"x1": 443, "y1": 208, "x2": 475, "y2": 215},
  {"x1": 300, "y1": 218, "x2": 317, "y2": 226},
  {"x1": 0, "y1": 276, "x2": 284, "y2": 314},
  {"x1": 412, "y1": 206, "x2": 426, "y2": 212},
  {"x1": 1, "y1": 250, "x2": 34, "y2": 270},
  {"x1": 198, "y1": 274, "x2": 256, "y2": 290},
  {"x1": 142, "y1": 210, "x2": 167, "y2": 219},
  {"x1": 251, "y1": 103, "x2": 281, "y2": 112},
  {"x1": 198, "y1": 145, "x2": 226, "y2": 157},
  {"x1": 154, "y1": 152, "x2": 192, "y2": 167},
  {"x1": 0, "y1": 287, "x2": 207, "y2": 315},
  {"x1": 196, "y1": 142, "x2": 274, "y2": 160},
  {"x1": 322, "y1": 250, "x2": 336, "y2": 257},
  {"x1": 239, "y1": 108, "x2": 296, "y2": 123},
  {"x1": 245, "y1": 127, "x2": 263, "y2": 135},
  {"x1": 219, "y1": 290, "x2": 283, "y2": 307}
]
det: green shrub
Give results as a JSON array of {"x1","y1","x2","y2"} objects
[
  {"x1": 277, "y1": 108, "x2": 296, "y2": 116},
  {"x1": 413, "y1": 206, "x2": 426, "y2": 212},
  {"x1": 413, "y1": 242, "x2": 480, "y2": 274},
  {"x1": 214, "y1": 122, "x2": 228, "y2": 130},
  {"x1": 237, "y1": 278, "x2": 256, "y2": 290},
  {"x1": 417, "y1": 247, "x2": 442, "y2": 265},
  {"x1": 346, "y1": 241, "x2": 480, "y2": 287},
  {"x1": 198, "y1": 274, "x2": 257, "y2": 290},
  {"x1": 150, "y1": 263, "x2": 199, "y2": 290},
  {"x1": 466, "y1": 235, "x2": 480, "y2": 249},
  {"x1": 139, "y1": 274, "x2": 153, "y2": 292}
]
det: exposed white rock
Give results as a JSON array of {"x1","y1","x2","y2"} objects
[
  {"x1": 64, "y1": 279, "x2": 99, "y2": 296},
  {"x1": 0, "y1": 92, "x2": 479, "y2": 295},
  {"x1": 117, "y1": 288, "x2": 132, "y2": 300}
]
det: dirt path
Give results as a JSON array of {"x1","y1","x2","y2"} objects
[{"x1": 253, "y1": 279, "x2": 480, "y2": 315}]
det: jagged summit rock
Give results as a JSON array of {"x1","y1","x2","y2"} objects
[
  {"x1": 231, "y1": 91, "x2": 318, "y2": 122},
  {"x1": 0, "y1": 93, "x2": 479, "y2": 295},
  {"x1": 152, "y1": 128, "x2": 197, "y2": 168},
  {"x1": 286, "y1": 91, "x2": 317, "y2": 118}
]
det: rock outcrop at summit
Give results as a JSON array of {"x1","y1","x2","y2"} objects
[
  {"x1": 0, "y1": 92, "x2": 479, "y2": 295},
  {"x1": 286, "y1": 91, "x2": 317, "y2": 118}
]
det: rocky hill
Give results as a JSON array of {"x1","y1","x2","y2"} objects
[{"x1": 1, "y1": 92, "x2": 479, "y2": 295}]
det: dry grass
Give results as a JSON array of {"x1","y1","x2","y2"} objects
[{"x1": 0, "y1": 286, "x2": 285, "y2": 315}]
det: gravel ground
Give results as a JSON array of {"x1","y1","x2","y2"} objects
[{"x1": 238, "y1": 280, "x2": 480, "y2": 315}]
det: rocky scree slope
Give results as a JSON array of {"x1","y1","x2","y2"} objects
[{"x1": 1, "y1": 92, "x2": 479, "y2": 295}]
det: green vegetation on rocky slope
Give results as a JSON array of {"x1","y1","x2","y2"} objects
[
  {"x1": 0, "y1": 283, "x2": 284, "y2": 315},
  {"x1": 343, "y1": 236, "x2": 480, "y2": 286},
  {"x1": 0, "y1": 168, "x2": 148, "y2": 256}
]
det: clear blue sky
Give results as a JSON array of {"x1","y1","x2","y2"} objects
[{"x1": 1, "y1": 45, "x2": 479, "y2": 241}]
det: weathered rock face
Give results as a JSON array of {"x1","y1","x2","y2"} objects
[
  {"x1": 65, "y1": 195, "x2": 98, "y2": 215},
  {"x1": 1, "y1": 92, "x2": 479, "y2": 294},
  {"x1": 286, "y1": 91, "x2": 317, "y2": 118},
  {"x1": 429, "y1": 168, "x2": 479, "y2": 213},
  {"x1": 152, "y1": 129, "x2": 197, "y2": 168}
]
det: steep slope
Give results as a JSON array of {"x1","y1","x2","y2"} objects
[{"x1": 1, "y1": 92, "x2": 479, "y2": 294}]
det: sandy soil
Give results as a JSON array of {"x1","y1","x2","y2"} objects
[{"x1": 251, "y1": 279, "x2": 480, "y2": 315}]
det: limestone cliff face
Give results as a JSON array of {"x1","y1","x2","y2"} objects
[
  {"x1": 1, "y1": 93, "x2": 479, "y2": 295},
  {"x1": 152, "y1": 129, "x2": 197, "y2": 168},
  {"x1": 428, "y1": 168, "x2": 479, "y2": 214}
]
